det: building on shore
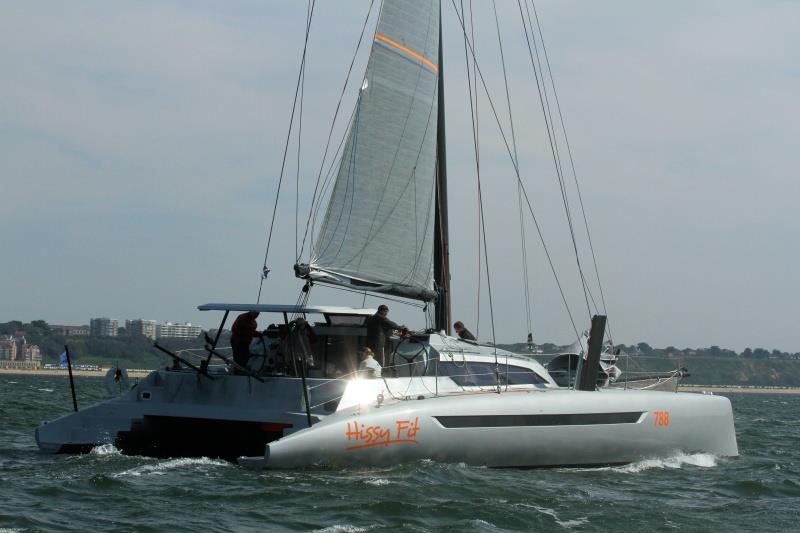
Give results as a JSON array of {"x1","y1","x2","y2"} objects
[
  {"x1": 0, "y1": 335, "x2": 18, "y2": 360},
  {"x1": 90, "y1": 317, "x2": 119, "y2": 337},
  {"x1": 50, "y1": 324, "x2": 90, "y2": 337},
  {"x1": 125, "y1": 319, "x2": 157, "y2": 340},
  {"x1": 0, "y1": 335, "x2": 42, "y2": 369},
  {"x1": 22, "y1": 343, "x2": 42, "y2": 367},
  {"x1": 156, "y1": 322, "x2": 202, "y2": 340}
]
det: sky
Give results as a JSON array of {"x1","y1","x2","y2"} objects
[{"x1": 1, "y1": 1, "x2": 798, "y2": 352}]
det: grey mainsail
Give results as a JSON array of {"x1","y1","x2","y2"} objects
[{"x1": 302, "y1": 0, "x2": 440, "y2": 301}]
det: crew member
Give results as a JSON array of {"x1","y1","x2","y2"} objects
[
  {"x1": 230, "y1": 310, "x2": 264, "y2": 371},
  {"x1": 285, "y1": 316, "x2": 317, "y2": 371},
  {"x1": 365, "y1": 304, "x2": 404, "y2": 366},
  {"x1": 453, "y1": 321, "x2": 476, "y2": 341},
  {"x1": 358, "y1": 347, "x2": 382, "y2": 378}
]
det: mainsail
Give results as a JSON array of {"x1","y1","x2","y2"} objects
[{"x1": 300, "y1": 0, "x2": 440, "y2": 301}]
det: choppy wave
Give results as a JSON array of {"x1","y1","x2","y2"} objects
[
  {"x1": 513, "y1": 504, "x2": 588, "y2": 529},
  {"x1": 2, "y1": 376, "x2": 799, "y2": 531},
  {"x1": 114, "y1": 457, "x2": 229, "y2": 477},
  {"x1": 615, "y1": 453, "x2": 719, "y2": 473},
  {"x1": 89, "y1": 444, "x2": 121, "y2": 456}
]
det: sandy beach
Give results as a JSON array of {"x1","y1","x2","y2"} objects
[{"x1": 0, "y1": 368, "x2": 152, "y2": 379}]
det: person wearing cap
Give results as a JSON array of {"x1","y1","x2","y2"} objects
[
  {"x1": 230, "y1": 310, "x2": 264, "y2": 370},
  {"x1": 365, "y1": 304, "x2": 404, "y2": 366}
]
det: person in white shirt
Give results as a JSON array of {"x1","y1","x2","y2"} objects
[{"x1": 358, "y1": 347, "x2": 382, "y2": 378}]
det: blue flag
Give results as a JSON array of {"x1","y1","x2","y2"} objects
[{"x1": 59, "y1": 351, "x2": 68, "y2": 368}]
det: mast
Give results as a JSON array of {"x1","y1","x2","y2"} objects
[{"x1": 434, "y1": 4, "x2": 451, "y2": 334}]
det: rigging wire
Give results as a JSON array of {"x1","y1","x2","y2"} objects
[
  {"x1": 528, "y1": 0, "x2": 613, "y2": 342},
  {"x1": 449, "y1": 0, "x2": 581, "y2": 342},
  {"x1": 295, "y1": 1, "x2": 311, "y2": 262},
  {"x1": 465, "y1": 0, "x2": 482, "y2": 339},
  {"x1": 521, "y1": 2, "x2": 611, "y2": 337},
  {"x1": 308, "y1": 105, "x2": 358, "y2": 252},
  {"x1": 491, "y1": 0, "x2": 533, "y2": 340},
  {"x1": 297, "y1": 0, "x2": 377, "y2": 263},
  {"x1": 456, "y1": 0, "x2": 498, "y2": 360},
  {"x1": 258, "y1": 0, "x2": 316, "y2": 303},
  {"x1": 515, "y1": 0, "x2": 593, "y2": 323}
]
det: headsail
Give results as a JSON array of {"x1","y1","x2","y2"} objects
[{"x1": 299, "y1": 0, "x2": 440, "y2": 301}]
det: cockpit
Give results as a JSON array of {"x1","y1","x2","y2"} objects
[{"x1": 196, "y1": 303, "x2": 554, "y2": 388}]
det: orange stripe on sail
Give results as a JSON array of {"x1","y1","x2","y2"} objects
[{"x1": 374, "y1": 32, "x2": 438, "y2": 74}]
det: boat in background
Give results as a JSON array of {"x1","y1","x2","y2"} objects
[{"x1": 545, "y1": 335, "x2": 690, "y2": 392}]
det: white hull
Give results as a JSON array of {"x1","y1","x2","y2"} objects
[{"x1": 239, "y1": 388, "x2": 738, "y2": 469}]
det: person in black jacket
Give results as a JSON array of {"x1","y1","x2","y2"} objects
[
  {"x1": 365, "y1": 305, "x2": 404, "y2": 366},
  {"x1": 453, "y1": 321, "x2": 476, "y2": 341}
]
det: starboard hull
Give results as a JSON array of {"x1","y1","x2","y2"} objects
[{"x1": 239, "y1": 388, "x2": 738, "y2": 469}]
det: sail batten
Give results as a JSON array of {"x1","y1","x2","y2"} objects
[{"x1": 305, "y1": 0, "x2": 440, "y2": 302}]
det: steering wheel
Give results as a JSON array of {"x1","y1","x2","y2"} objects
[
  {"x1": 391, "y1": 338, "x2": 429, "y2": 377},
  {"x1": 246, "y1": 336, "x2": 270, "y2": 375}
]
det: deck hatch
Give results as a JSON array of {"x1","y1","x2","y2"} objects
[{"x1": 435, "y1": 412, "x2": 644, "y2": 428}]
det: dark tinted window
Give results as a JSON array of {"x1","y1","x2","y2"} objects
[
  {"x1": 437, "y1": 361, "x2": 546, "y2": 386},
  {"x1": 327, "y1": 315, "x2": 367, "y2": 326}
]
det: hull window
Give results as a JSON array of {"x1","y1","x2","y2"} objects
[{"x1": 435, "y1": 412, "x2": 644, "y2": 428}]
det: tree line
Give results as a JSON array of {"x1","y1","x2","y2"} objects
[
  {"x1": 3, "y1": 320, "x2": 799, "y2": 366},
  {"x1": 621, "y1": 342, "x2": 800, "y2": 360}
]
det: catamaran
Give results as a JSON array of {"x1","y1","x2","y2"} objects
[{"x1": 37, "y1": 0, "x2": 737, "y2": 467}]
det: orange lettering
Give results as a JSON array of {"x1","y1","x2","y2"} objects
[{"x1": 345, "y1": 418, "x2": 421, "y2": 451}]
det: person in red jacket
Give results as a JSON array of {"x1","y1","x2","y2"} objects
[{"x1": 230, "y1": 311, "x2": 264, "y2": 370}]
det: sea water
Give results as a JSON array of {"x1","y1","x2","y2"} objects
[{"x1": 1, "y1": 375, "x2": 798, "y2": 531}]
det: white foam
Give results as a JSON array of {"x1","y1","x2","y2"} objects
[
  {"x1": 515, "y1": 505, "x2": 588, "y2": 529},
  {"x1": 114, "y1": 457, "x2": 228, "y2": 477},
  {"x1": 473, "y1": 519, "x2": 501, "y2": 528},
  {"x1": 557, "y1": 517, "x2": 589, "y2": 529},
  {"x1": 90, "y1": 444, "x2": 121, "y2": 456},
  {"x1": 615, "y1": 452, "x2": 719, "y2": 473},
  {"x1": 313, "y1": 526, "x2": 376, "y2": 533},
  {"x1": 37, "y1": 388, "x2": 54, "y2": 392},
  {"x1": 365, "y1": 478, "x2": 390, "y2": 486}
]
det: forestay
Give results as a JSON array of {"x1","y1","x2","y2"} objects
[{"x1": 302, "y1": 0, "x2": 440, "y2": 301}]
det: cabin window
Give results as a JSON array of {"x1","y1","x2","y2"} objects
[
  {"x1": 437, "y1": 361, "x2": 547, "y2": 386},
  {"x1": 326, "y1": 315, "x2": 367, "y2": 326}
]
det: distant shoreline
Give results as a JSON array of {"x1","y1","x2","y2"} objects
[
  {"x1": 677, "y1": 385, "x2": 800, "y2": 395},
  {"x1": 0, "y1": 368, "x2": 152, "y2": 378},
  {"x1": 1, "y1": 368, "x2": 799, "y2": 394}
]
